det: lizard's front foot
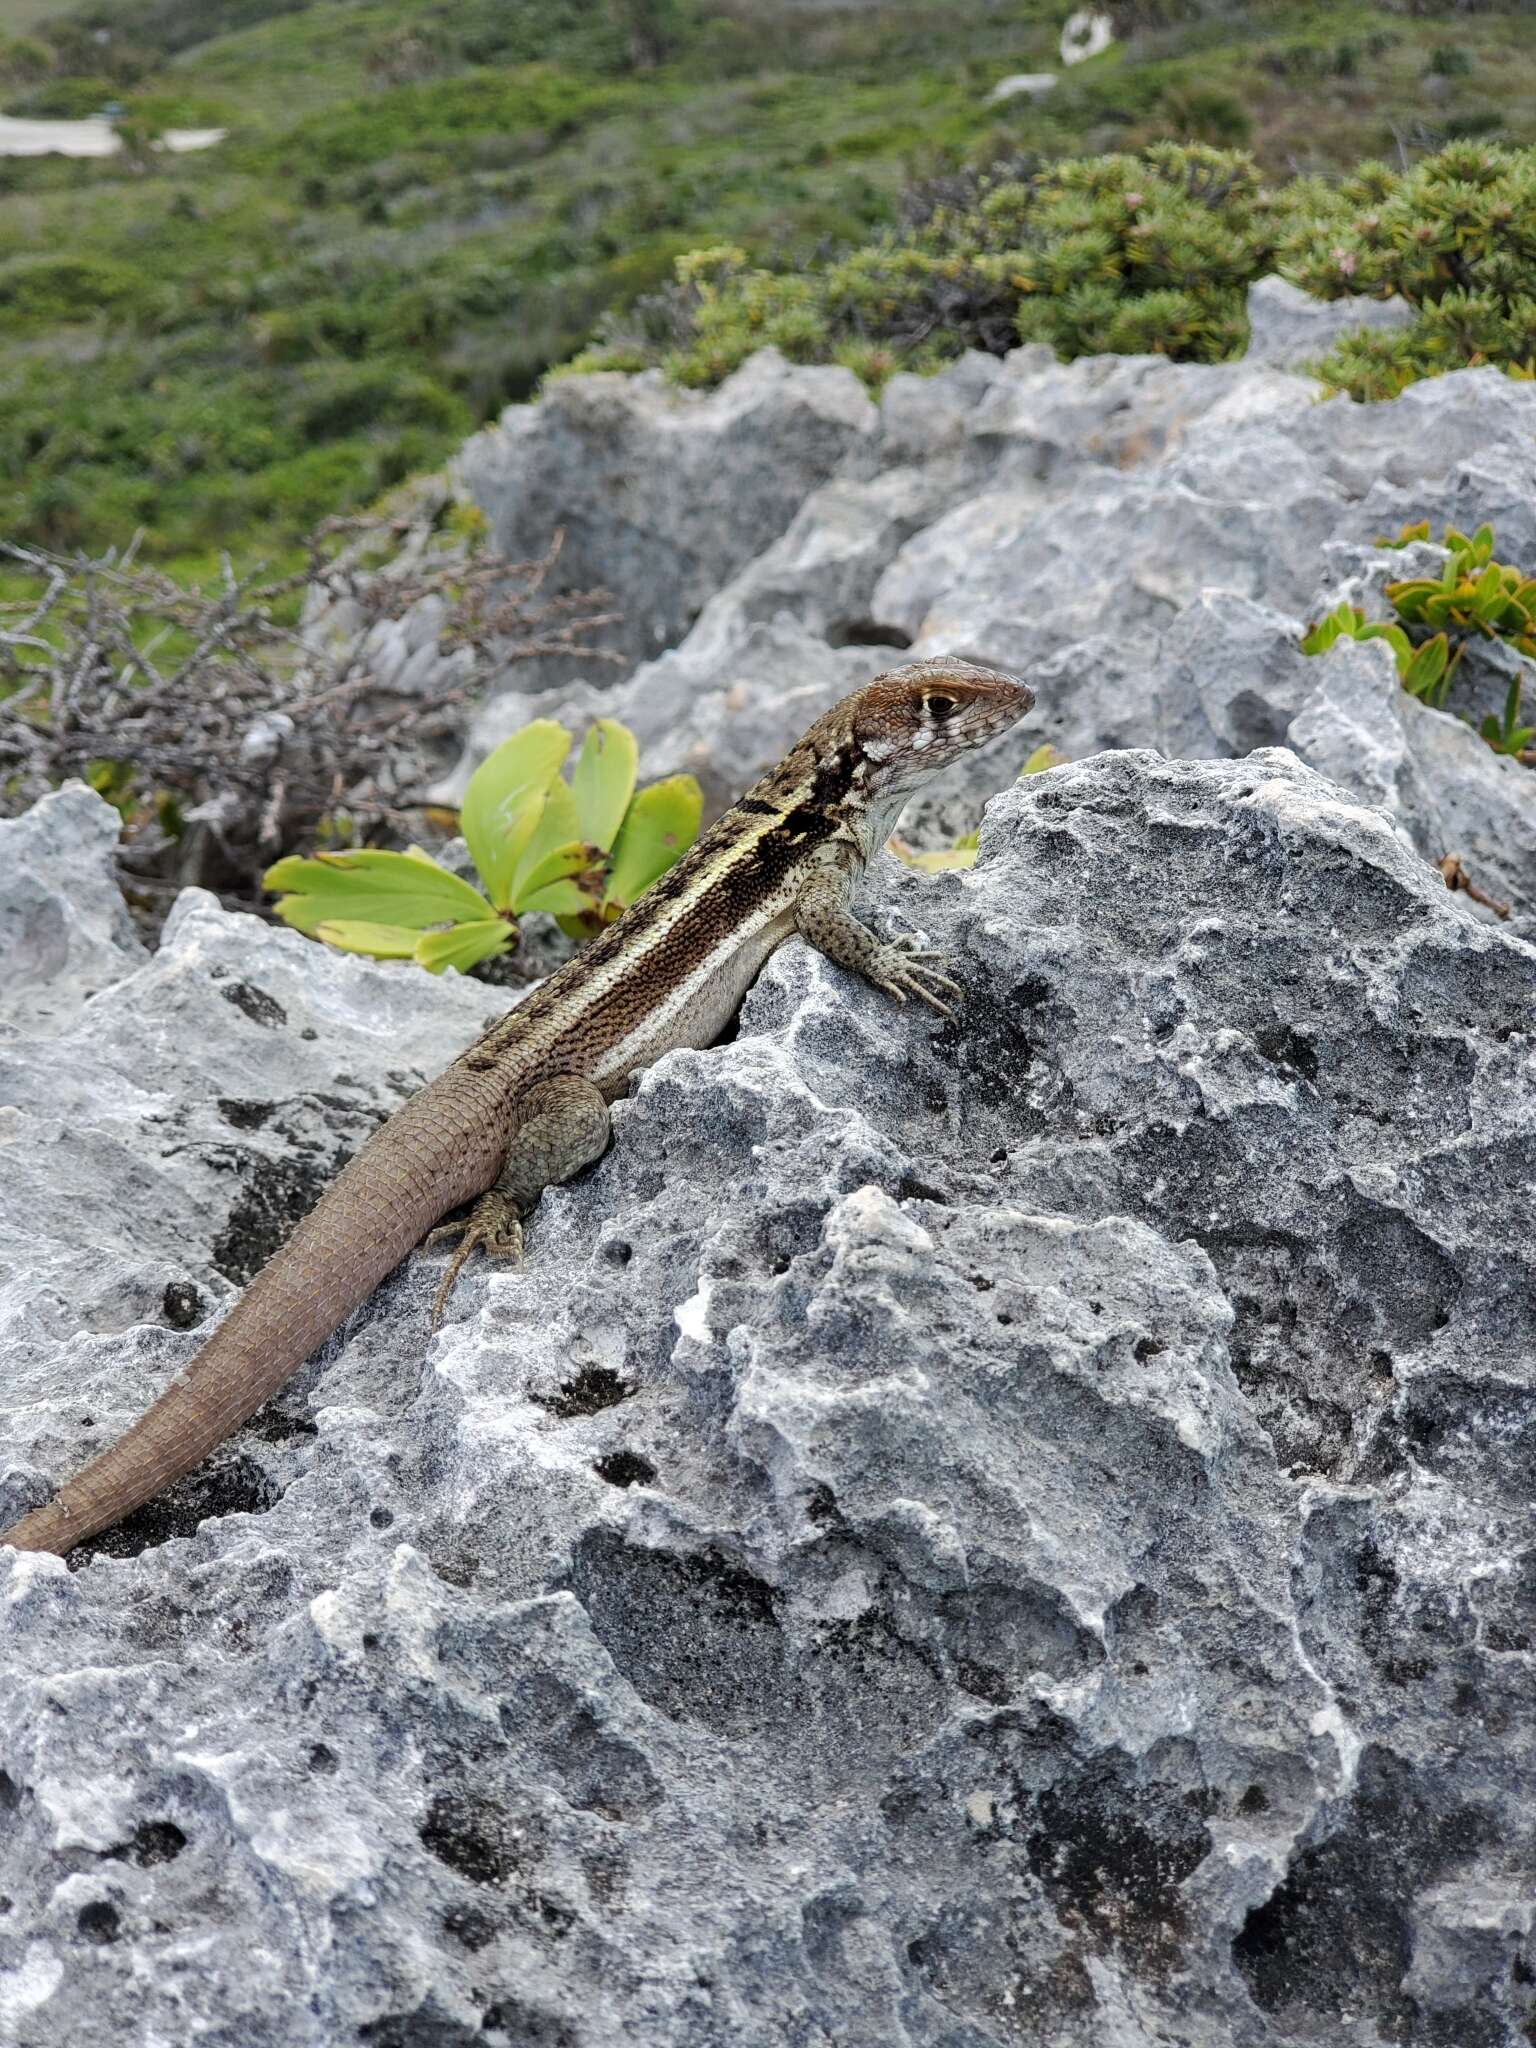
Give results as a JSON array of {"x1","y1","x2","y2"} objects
[
  {"x1": 867, "y1": 935, "x2": 963, "y2": 1017},
  {"x1": 426, "y1": 1192, "x2": 524, "y2": 1328}
]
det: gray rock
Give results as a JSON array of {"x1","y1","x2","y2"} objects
[
  {"x1": 455, "y1": 349, "x2": 877, "y2": 681},
  {"x1": 0, "y1": 783, "x2": 144, "y2": 1041},
  {"x1": 333, "y1": 352, "x2": 1536, "y2": 910},
  {"x1": 5, "y1": 751, "x2": 1536, "y2": 2045},
  {"x1": 1243, "y1": 273, "x2": 1416, "y2": 371}
]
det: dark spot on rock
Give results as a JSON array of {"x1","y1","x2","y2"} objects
[
  {"x1": 161, "y1": 1280, "x2": 204, "y2": 1330},
  {"x1": 1239, "y1": 1785, "x2": 1270, "y2": 1815},
  {"x1": 804, "y1": 1484, "x2": 839, "y2": 1526},
  {"x1": 478, "y1": 2000, "x2": 579, "y2": 2047},
  {"x1": 218, "y1": 981, "x2": 286, "y2": 1030},
  {"x1": 0, "y1": 1772, "x2": 21, "y2": 1814},
  {"x1": 1134, "y1": 1337, "x2": 1165, "y2": 1361},
  {"x1": 1253, "y1": 1023, "x2": 1319, "y2": 1082},
  {"x1": 102, "y1": 1820, "x2": 186, "y2": 1867},
  {"x1": 361, "y1": 1633, "x2": 381, "y2": 1653},
  {"x1": 593, "y1": 1450, "x2": 656, "y2": 1490},
  {"x1": 73, "y1": 1453, "x2": 278, "y2": 1564},
  {"x1": 243, "y1": 1402, "x2": 318, "y2": 1444},
  {"x1": 1232, "y1": 1747, "x2": 1492, "y2": 2027},
  {"x1": 358, "y1": 2012, "x2": 484, "y2": 2047},
  {"x1": 1025, "y1": 1750, "x2": 1212, "y2": 1972},
  {"x1": 599, "y1": 1237, "x2": 632, "y2": 1268},
  {"x1": 897, "y1": 1175, "x2": 948, "y2": 1207},
  {"x1": 443, "y1": 1902, "x2": 497, "y2": 1951},
  {"x1": 217, "y1": 1098, "x2": 275, "y2": 1130},
  {"x1": 77, "y1": 1900, "x2": 120, "y2": 1944},
  {"x1": 956, "y1": 1657, "x2": 1011, "y2": 1704},
  {"x1": 370, "y1": 1506, "x2": 395, "y2": 1529},
  {"x1": 536, "y1": 1365, "x2": 635, "y2": 1419},
  {"x1": 300, "y1": 1027, "x2": 318, "y2": 1041},
  {"x1": 419, "y1": 1792, "x2": 540, "y2": 1888},
  {"x1": 569, "y1": 1534, "x2": 783, "y2": 1737}
]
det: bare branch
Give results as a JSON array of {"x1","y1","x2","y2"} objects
[{"x1": 0, "y1": 499, "x2": 623, "y2": 931}]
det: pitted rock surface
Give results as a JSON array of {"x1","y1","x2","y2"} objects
[{"x1": 4, "y1": 749, "x2": 1534, "y2": 2047}]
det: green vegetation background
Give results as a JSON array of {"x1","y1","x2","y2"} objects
[{"x1": 3, "y1": 0, "x2": 1536, "y2": 583}]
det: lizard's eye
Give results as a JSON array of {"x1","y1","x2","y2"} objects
[{"x1": 925, "y1": 694, "x2": 956, "y2": 721}]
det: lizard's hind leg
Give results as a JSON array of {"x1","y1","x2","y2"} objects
[{"x1": 427, "y1": 1073, "x2": 611, "y2": 1327}]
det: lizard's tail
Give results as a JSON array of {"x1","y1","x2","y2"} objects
[{"x1": 2, "y1": 1070, "x2": 508, "y2": 1558}]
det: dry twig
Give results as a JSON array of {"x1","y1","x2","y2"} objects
[{"x1": 0, "y1": 497, "x2": 622, "y2": 926}]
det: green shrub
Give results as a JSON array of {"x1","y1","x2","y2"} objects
[
  {"x1": 1283, "y1": 143, "x2": 1536, "y2": 397},
  {"x1": 577, "y1": 144, "x2": 1303, "y2": 385},
  {"x1": 3, "y1": 75, "x2": 118, "y2": 119},
  {"x1": 0, "y1": 253, "x2": 147, "y2": 332}
]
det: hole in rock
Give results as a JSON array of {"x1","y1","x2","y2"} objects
[
  {"x1": 826, "y1": 618, "x2": 913, "y2": 650},
  {"x1": 77, "y1": 1900, "x2": 121, "y2": 1944},
  {"x1": 537, "y1": 1365, "x2": 635, "y2": 1419},
  {"x1": 593, "y1": 1450, "x2": 656, "y2": 1490}
]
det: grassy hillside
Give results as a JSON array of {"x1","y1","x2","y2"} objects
[{"x1": 2, "y1": 0, "x2": 1534, "y2": 578}]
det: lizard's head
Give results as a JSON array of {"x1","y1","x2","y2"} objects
[{"x1": 846, "y1": 654, "x2": 1035, "y2": 808}]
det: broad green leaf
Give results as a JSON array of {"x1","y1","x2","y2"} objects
[
  {"x1": 414, "y1": 919, "x2": 514, "y2": 975},
  {"x1": 515, "y1": 837, "x2": 603, "y2": 902},
  {"x1": 1020, "y1": 744, "x2": 1065, "y2": 776},
  {"x1": 1403, "y1": 636, "x2": 1450, "y2": 699},
  {"x1": 510, "y1": 773, "x2": 582, "y2": 905},
  {"x1": 313, "y1": 919, "x2": 426, "y2": 959},
  {"x1": 459, "y1": 722, "x2": 570, "y2": 908},
  {"x1": 520, "y1": 877, "x2": 602, "y2": 916},
  {"x1": 264, "y1": 848, "x2": 494, "y2": 933},
  {"x1": 603, "y1": 775, "x2": 703, "y2": 911},
  {"x1": 570, "y1": 720, "x2": 639, "y2": 854}
]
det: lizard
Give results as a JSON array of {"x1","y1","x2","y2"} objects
[{"x1": 1, "y1": 656, "x2": 1034, "y2": 1558}]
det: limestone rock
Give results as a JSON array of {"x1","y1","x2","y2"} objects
[
  {"x1": 455, "y1": 349, "x2": 877, "y2": 680},
  {"x1": 1243, "y1": 273, "x2": 1416, "y2": 371},
  {"x1": 4, "y1": 748, "x2": 1536, "y2": 2044}
]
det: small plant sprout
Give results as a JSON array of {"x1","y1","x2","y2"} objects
[{"x1": 264, "y1": 719, "x2": 702, "y2": 973}]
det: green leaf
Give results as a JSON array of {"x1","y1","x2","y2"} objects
[
  {"x1": 459, "y1": 722, "x2": 570, "y2": 909},
  {"x1": 519, "y1": 877, "x2": 602, "y2": 916},
  {"x1": 570, "y1": 719, "x2": 639, "y2": 854},
  {"x1": 1020, "y1": 743, "x2": 1066, "y2": 776},
  {"x1": 603, "y1": 775, "x2": 703, "y2": 911},
  {"x1": 312, "y1": 919, "x2": 427, "y2": 960},
  {"x1": 413, "y1": 919, "x2": 514, "y2": 975},
  {"x1": 510, "y1": 773, "x2": 582, "y2": 905},
  {"x1": 514, "y1": 837, "x2": 603, "y2": 903},
  {"x1": 1402, "y1": 634, "x2": 1451, "y2": 701},
  {"x1": 265, "y1": 848, "x2": 494, "y2": 933}
]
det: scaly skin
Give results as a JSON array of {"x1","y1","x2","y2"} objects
[{"x1": 1, "y1": 658, "x2": 1033, "y2": 1557}]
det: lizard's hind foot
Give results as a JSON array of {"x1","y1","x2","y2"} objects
[{"x1": 427, "y1": 1193, "x2": 524, "y2": 1329}]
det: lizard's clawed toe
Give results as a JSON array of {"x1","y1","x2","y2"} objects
[
  {"x1": 875, "y1": 938, "x2": 962, "y2": 1017},
  {"x1": 427, "y1": 1194, "x2": 524, "y2": 1329}
]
